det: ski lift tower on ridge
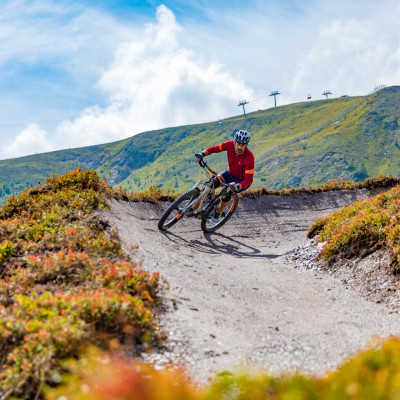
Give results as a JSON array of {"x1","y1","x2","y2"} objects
[
  {"x1": 269, "y1": 91, "x2": 280, "y2": 107},
  {"x1": 322, "y1": 90, "x2": 332, "y2": 99},
  {"x1": 238, "y1": 100, "x2": 249, "y2": 118}
]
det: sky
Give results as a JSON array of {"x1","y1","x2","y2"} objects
[{"x1": 0, "y1": 0, "x2": 399, "y2": 159}]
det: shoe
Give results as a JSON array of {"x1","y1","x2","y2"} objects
[{"x1": 210, "y1": 211, "x2": 221, "y2": 223}]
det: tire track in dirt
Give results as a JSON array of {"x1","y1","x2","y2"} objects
[{"x1": 104, "y1": 188, "x2": 400, "y2": 383}]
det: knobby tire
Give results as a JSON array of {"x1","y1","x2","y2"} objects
[
  {"x1": 157, "y1": 188, "x2": 200, "y2": 230},
  {"x1": 201, "y1": 194, "x2": 239, "y2": 233}
]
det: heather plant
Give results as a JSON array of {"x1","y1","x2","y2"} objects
[
  {"x1": 0, "y1": 168, "x2": 161, "y2": 399},
  {"x1": 126, "y1": 185, "x2": 178, "y2": 203},
  {"x1": 110, "y1": 174, "x2": 400, "y2": 203},
  {"x1": 308, "y1": 184, "x2": 400, "y2": 261},
  {"x1": 0, "y1": 289, "x2": 154, "y2": 392},
  {"x1": 205, "y1": 337, "x2": 400, "y2": 399},
  {"x1": 46, "y1": 347, "x2": 200, "y2": 400},
  {"x1": 0, "y1": 241, "x2": 14, "y2": 265},
  {"x1": 243, "y1": 175, "x2": 400, "y2": 198},
  {"x1": 119, "y1": 175, "x2": 400, "y2": 204},
  {"x1": 47, "y1": 337, "x2": 400, "y2": 400}
]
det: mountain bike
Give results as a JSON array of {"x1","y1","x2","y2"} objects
[{"x1": 157, "y1": 159, "x2": 239, "y2": 233}]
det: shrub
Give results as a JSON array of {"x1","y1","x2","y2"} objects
[
  {"x1": 244, "y1": 175, "x2": 400, "y2": 199},
  {"x1": 126, "y1": 185, "x2": 179, "y2": 203},
  {"x1": 0, "y1": 168, "x2": 161, "y2": 398},
  {"x1": 46, "y1": 347, "x2": 200, "y2": 400},
  {"x1": 47, "y1": 337, "x2": 400, "y2": 400},
  {"x1": 0, "y1": 241, "x2": 14, "y2": 266},
  {"x1": 308, "y1": 184, "x2": 400, "y2": 261}
]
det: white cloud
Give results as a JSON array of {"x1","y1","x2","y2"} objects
[
  {"x1": 2, "y1": 4, "x2": 255, "y2": 156},
  {"x1": 2, "y1": 124, "x2": 54, "y2": 159},
  {"x1": 289, "y1": 2, "x2": 400, "y2": 99},
  {"x1": 0, "y1": 0, "x2": 136, "y2": 81}
]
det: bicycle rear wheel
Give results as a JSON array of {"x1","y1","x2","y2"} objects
[
  {"x1": 158, "y1": 188, "x2": 199, "y2": 230},
  {"x1": 201, "y1": 194, "x2": 239, "y2": 233}
]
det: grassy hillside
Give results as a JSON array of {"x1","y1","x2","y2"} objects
[
  {"x1": 119, "y1": 95, "x2": 363, "y2": 191},
  {"x1": 1, "y1": 86, "x2": 399, "y2": 202},
  {"x1": 260, "y1": 86, "x2": 400, "y2": 188}
]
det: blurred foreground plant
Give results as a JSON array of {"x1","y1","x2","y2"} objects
[
  {"x1": 46, "y1": 347, "x2": 200, "y2": 400},
  {"x1": 47, "y1": 337, "x2": 400, "y2": 400}
]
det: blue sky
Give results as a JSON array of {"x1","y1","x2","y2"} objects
[{"x1": 0, "y1": 0, "x2": 399, "y2": 159}]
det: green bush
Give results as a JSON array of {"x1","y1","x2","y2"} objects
[
  {"x1": 47, "y1": 337, "x2": 400, "y2": 400},
  {"x1": 0, "y1": 168, "x2": 161, "y2": 399},
  {"x1": 308, "y1": 184, "x2": 400, "y2": 261},
  {"x1": 244, "y1": 175, "x2": 400, "y2": 198}
]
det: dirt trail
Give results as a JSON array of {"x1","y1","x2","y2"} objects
[{"x1": 104, "y1": 189, "x2": 400, "y2": 383}]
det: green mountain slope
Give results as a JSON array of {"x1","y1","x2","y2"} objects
[
  {"x1": 0, "y1": 86, "x2": 399, "y2": 202},
  {"x1": 257, "y1": 86, "x2": 400, "y2": 188},
  {"x1": 119, "y1": 95, "x2": 364, "y2": 191}
]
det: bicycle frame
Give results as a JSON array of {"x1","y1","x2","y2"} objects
[{"x1": 188, "y1": 160, "x2": 227, "y2": 216}]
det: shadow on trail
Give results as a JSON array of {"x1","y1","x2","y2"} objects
[
  {"x1": 161, "y1": 230, "x2": 280, "y2": 259},
  {"x1": 203, "y1": 232, "x2": 281, "y2": 258}
]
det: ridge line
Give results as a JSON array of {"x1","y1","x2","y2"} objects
[{"x1": 255, "y1": 85, "x2": 386, "y2": 165}]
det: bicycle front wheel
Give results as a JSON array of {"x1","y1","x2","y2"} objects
[
  {"x1": 201, "y1": 194, "x2": 239, "y2": 233},
  {"x1": 158, "y1": 188, "x2": 200, "y2": 230}
]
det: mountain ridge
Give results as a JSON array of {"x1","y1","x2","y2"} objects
[{"x1": 0, "y1": 85, "x2": 399, "y2": 202}]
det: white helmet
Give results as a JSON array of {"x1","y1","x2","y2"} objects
[{"x1": 234, "y1": 129, "x2": 250, "y2": 144}]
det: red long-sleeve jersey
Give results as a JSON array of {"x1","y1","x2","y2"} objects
[{"x1": 205, "y1": 141, "x2": 254, "y2": 189}]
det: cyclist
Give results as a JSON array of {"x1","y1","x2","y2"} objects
[{"x1": 195, "y1": 129, "x2": 254, "y2": 222}]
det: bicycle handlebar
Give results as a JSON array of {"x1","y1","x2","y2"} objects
[
  {"x1": 199, "y1": 159, "x2": 206, "y2": 168},
  {"x1": 197, "y1": 157, "x2": 230, "y2": 188}
]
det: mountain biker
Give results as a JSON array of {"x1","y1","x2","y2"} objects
[{"x1": 194, "y1": 129, "x2": 254, "y2": 222}]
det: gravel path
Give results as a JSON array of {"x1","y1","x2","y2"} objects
[{"x1": 104, "y1": 189, "x2": 400, "y2": 383}]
